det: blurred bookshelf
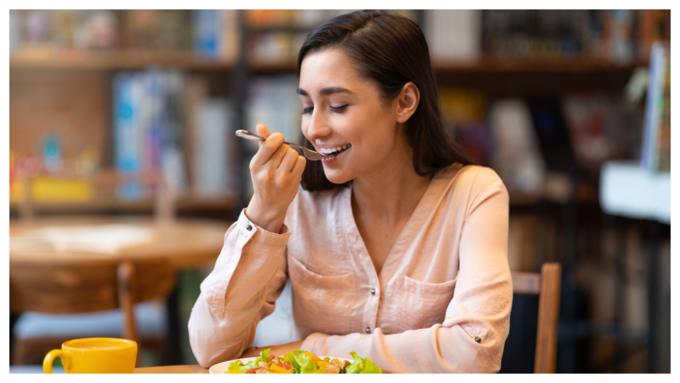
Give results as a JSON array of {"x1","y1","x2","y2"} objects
[{"x1": 9, "y1": 9, "x2": 670, "y2": 215}]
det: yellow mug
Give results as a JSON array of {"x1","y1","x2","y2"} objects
[{"x1": 43, "y1": 338, "x2": 137, "y2": 374}]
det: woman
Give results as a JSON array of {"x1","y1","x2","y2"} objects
[{"x1": 188, "y1": 10, "x2": 512, "y2": 373}]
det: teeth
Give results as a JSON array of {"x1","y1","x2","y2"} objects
[{"x1": 319, "y1": 144, "x2": 351, "y2": 155}]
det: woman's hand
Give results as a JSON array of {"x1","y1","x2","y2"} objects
[{"x1": 245, "y1": 123, "x2": 306, "y2": 233}]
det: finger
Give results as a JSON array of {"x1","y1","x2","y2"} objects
[
  {"x1": 252, "y1": 132, "x2": 285, "y2": 167},
  {"x1": 291, "y1": 155, "x2": 306, "y2": 177},
  {"x1": 264, "y1": 141, "x2": 289, "y2": 168},
  {"x1": 255, "y1": 123, "x2": 271, "y2": 140},
  {"x1": 279, "y1": 147, "x2": 300, "y2": 173},
  {"x1": 254, "y1": 123, "x2": 271, "y2": 152}
]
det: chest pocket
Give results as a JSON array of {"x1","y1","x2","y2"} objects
[
  {"x1": 384, "y1": 275, "x2": 456, "y2": 332},
  {"x1": 288, "y1": 255, "x2": 356, "y2": 337}
]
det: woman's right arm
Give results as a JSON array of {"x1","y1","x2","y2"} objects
[
  {"x1": 188, "y1": 124, "x2": 306, "y2": 367},
  {"x1": 188, "y1": 211, "x2": 290, "y2": 367}
]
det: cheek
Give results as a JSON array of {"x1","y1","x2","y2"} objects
[{"x1": 300, "y1": 119, "x2": 310, "y2": 140}]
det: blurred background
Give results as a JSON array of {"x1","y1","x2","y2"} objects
[{"x1": 8, "y1": 9, "x2": 670, "y2": 373}]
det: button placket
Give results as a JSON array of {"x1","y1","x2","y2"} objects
[{"x1": 363, "y1": 252, "x2": 379, "y2": 337}]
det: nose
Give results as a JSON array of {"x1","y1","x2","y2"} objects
[{"x1": 304, "y1": 109, "x2": 332, "y2": 143}]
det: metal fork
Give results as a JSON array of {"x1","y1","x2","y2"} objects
[{"x1": 235, "y1": 130, "x2": 325, "y2": 161}]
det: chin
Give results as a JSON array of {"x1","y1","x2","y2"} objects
[{"x1": 323, "y1": 169, "x2": 354, "y2": 185}]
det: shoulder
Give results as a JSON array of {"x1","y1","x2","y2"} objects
[
  {"x1": 453, "y1": 165, "x2": 505, "y2": 191},
  {"x1": 440, "y1": 164, "x2": 509, "y2": 210}
]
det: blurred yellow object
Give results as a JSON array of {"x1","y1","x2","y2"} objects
[
  {"x1": 43, "y1": 338, "x2": 137, "y2": 374},
  {"x1": 10, "y1": 176, "x2": 93, "y2": 203},
  {"x1": 439, "y1": 89, "x2": 488, "y2": 126}
]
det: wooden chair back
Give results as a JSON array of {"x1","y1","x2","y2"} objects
[
  {"x1": 511, "y1": 263, "x2": 562, "y2": 373},
  {"x1": 10, "y1": 260, "x2": 176, "y2": 343}
]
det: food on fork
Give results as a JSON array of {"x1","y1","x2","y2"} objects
[{"x1": 226, "y1": 348, "x2": 382, "y2": 374}]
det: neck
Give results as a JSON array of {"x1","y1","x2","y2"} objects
[{"x1": 351, "y1": 142, "x2": 432, "y2": 224}]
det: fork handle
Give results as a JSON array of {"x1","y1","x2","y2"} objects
[
  {"x1": 235, "y1": 129, "x2": 266, "y2": 142},
  {"x1": 235, "y1": 130, "x2": 304, "y2": 150}
]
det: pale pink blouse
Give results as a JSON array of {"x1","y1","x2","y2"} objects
[{"x1": 188, "y1": 163, "x2": 513, "y2": 373}]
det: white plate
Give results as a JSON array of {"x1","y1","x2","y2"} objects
[{"x1": 209, "y1": 356, "x2": 351, "y2": 374}]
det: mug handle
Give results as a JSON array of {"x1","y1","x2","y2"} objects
[{"x1": 43, "y1": 349, "x2": 70, "y2": 374}]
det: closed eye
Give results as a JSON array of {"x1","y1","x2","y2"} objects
[
  {"x1": 302, "y1": 107, "x2": 313, "y2": 115},
  {"x1": 330, "y1": 105, "x2": 349, "y2": 113}
]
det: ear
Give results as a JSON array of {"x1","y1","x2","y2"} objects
[{"x1": 396, "y1": 82, "x2": 420, "y2": 123}]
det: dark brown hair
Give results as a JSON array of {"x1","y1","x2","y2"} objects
[{"x1": 297, "y1": 10, "x2": 471, "y2": 191}]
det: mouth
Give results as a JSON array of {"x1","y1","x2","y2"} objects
[{"x1": 319, "y1": 144, "x2": 352, "y2": 162}]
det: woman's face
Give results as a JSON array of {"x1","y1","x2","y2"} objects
[{"x1": 298, "y1": 48, "x2": 408, "y2": 184}]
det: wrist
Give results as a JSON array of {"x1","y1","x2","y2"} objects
[{"x1": 245, "y1": 202, "x2": 286, "y2": 233}]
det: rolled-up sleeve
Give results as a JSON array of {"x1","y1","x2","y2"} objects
[
  {"x1": 301, "y1": 171, "x2": 512, "y2": 373},
  {"x1": 188, "y1": 209, "x2": 291, "y2": 367}
]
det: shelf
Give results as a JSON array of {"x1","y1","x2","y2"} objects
[
  {"x1": 249, "y1": 58, "x2": 646, "y2": 75},
  {"x1": 10, "y1": 49, "x2": 234, "y2": 71},
  {"x1": 245, "y1": 26, "x2": 315, "y2": 34},
  {"x1": 10, "y1": 49, "x2": 646, "y2": 74},
  {"x1": 249, "y1": 62, "x2": 298, "y2": 73},
  {"x1": 432, "y1": 57, "x2": 646, "y2": 74}
]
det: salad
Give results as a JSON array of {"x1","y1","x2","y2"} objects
[{"x1": 226, "y1": 348, "x2": 382, "y2": 374}]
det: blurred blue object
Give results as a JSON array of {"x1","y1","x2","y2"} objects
[
  {"x1": 13, "y1": 300, "x2": 166, "y2": 365},
  {"x1": 14, "y1": 299, "x2": 166, "y2": 339},
  {"x1": 10, "y1": 365, "x2": 64, "y2": 374}
]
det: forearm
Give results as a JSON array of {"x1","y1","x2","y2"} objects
[
  {"x1": 301, "y1": 320, "x2": 507, "y2": 373},
  {"x1": 188, "y1": 294, "x2": 258, "y2": 367},
  {"x1": 188, "y1": 210, "x2": 291, "y2": 367}
]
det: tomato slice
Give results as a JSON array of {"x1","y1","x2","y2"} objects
[
  {"x1": 282, "y1": 361, "x2": 291, "y2": 370},
  {"x1": 269, "y1": 355, "x2": 276, "y2": 361},
  {"x1": 245, "y1": 368, "x2": 258, "y2": 374}
]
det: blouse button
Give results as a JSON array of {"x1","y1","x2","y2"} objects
[
  {"x1": 474, "y1": 336, "x2": 482, "y2": 343},
  {"x1": 246, "y1": 224, "x2": 253, "y2": 231},
  {"x1": 365, "y1": 327, "x2": 371, "y2": 333},
  {"x1": 370, "y1": 289, "x2": 376, "y2": 296}
]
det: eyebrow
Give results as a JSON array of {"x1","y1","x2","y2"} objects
[{"x1": 296, "y1": 86, "x2": 355, "y2": 97}]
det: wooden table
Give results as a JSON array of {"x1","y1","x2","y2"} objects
[
  {"x1": 9, "y1": 216, "x2": 232, "y2": 365},
  {"x1": 9, "y1": 216, "x2": 231, "y2": 268},
  {"x1": 134, "y1": 365, "x2": 208, "y2": 374}
]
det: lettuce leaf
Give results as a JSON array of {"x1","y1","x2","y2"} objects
[
  {"x1": 255, "y1": 348, "x2": 270, "y2": 366},
  {"x1": 227, "y1": 360, "x2": 244, "y2": 372},
  {"x1": 282, "y1": 349, "x2": 322, "y2": 374},
  {"x1": 227, "y1": 348, "x2": 271, "y2": 373},
  {"x1": 345, "y1": 351, "x2": 382, "y2": 374}
]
